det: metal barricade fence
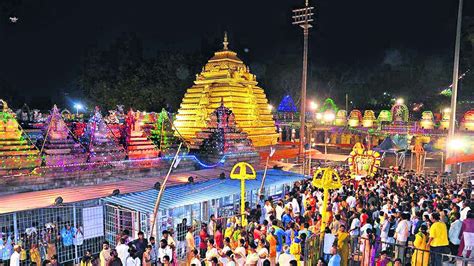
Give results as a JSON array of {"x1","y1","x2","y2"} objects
[
  {"x1": 0, "y1": 201, "x2": 104, "y2": 265},
  {"x1": 305, "y1": 234, "x2": 474, "y2": 266},
  {"x1": 304, "y1": 233, "x2": 322, "y2": 266}
]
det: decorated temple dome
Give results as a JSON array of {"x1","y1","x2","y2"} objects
[{"x1": 174, "y1": 32, "x2": 278, "y2": 147}]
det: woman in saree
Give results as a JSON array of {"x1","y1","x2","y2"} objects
[
  {"x1": 337, "y1": 225, "x2": 350, "y2": 266},
  {"x1": 411, "y1": 224, "x2": 430, "y2": 266}
]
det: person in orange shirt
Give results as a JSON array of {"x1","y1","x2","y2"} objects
[{"x1": 266, "y1": 228, "x2": 277, "y2": 266}]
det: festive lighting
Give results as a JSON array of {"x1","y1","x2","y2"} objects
[
  {"x1": 268, "y1": 104, "x2": 274, "y2": 111},
  {"x1": 310, "y1": 101, "x2": 318, "y2": 110},
  {"x1": 448, "y1": 138, "x2": 466, "y2": 151},
  {"x1": 323, "y1": 112, "x2": 335, "y2": 122},
  {"x1": 277, "y1": 95, "x2": 298, "y2": 113},
  {"x1": 396, "y1": 98, "x2": 404, "y2": 105}
]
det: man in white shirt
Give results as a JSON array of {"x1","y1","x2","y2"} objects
[
  {"x1": 346, "y1": 193, "x2": 356, "y2": 209},
  {"x1": 449, "y1": 212, "x2": 462, "y2": 255},
  {"x1": 291, "y1": 197, "x2": 300, "y2": 215},
  {"x1": 208, "y1": 215, "x2": 216, "y2": 240},
  {"x1": 323, "y1": 228, "x2": 336, "y2": 262},
  {"x1": 461, "y1": 200, "x2": 471, "y2": 221},
  {"x1": 116, "y1": 238, "x2": 129, "y2": 265},
  {"x1": 275, "y1": 201, "x2": 284, "y2": 221},
  {"x1": 158, "y1": 239, "x2": 172, "y2": 265},
  {"x1": 10, "y1": 245, "x2": 20, "y2": 266},
  {"x1": 277, "y1": 245, "x2": 295, "y2": 266},
  {"x1": 264, "y1": 200, "x2": 274, "y2": 222},
  {"x1": 349, "y1": 216, "x2": 360, "y2": 253},
  {"x1": 394, "y1": 212, "x2": 410, "y2": 262}
]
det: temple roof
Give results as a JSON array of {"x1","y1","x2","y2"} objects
[
  {"x1": 278, "y1": 95, "x2": 298, "y2": 113},
  {"x1": 174, "y1": 32, "x2": 278, "y2": 147}
]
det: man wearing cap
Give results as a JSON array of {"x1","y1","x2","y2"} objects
[{"x1": 10, "y1": 245, "x2": 20, "y2": 266}]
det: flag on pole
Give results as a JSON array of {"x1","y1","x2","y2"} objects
[
  {"x1": 173, "y1": 156, "x2": 182, "y2": 168},
  {"x1": 269, "y1": 146, "x2": 276, "y2": 157}
]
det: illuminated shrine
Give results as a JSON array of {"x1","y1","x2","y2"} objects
[
  {"x1": 460, "y1": 110, "x2": 474, "y2": 131},
  {"x1": 362, "y1": 110, "x2": 376, "y2": 128},
  {"x1": 190, "y1": 101, "x2": 260, "y2": 165},
  {"x1": 174, "y1": 33, "x2": 278, "y2": 147},
  {"x1": 42, "y1": 105, "x2": 88, "y2": 166},
  {"x1": 124, "y1": 109, "x2": 160, "y2": 160},
  {"x1": 150, "y1": 109, "x2": 178, "y2": 154},
  {"x1": 419, "y1": 111, "x2": 435, "y2": 130},
  {"x1": 335, "y1": 110, "x2": 347, "y2": 126},
  {"x1": 348, "y1": 110, "x2": 362, "y2": 127},
  {"x1": 86, "y1": 107, "x2": 126, "y2": 162},
  {"x1": 377, "y1": 110, "x2": 392, "y2": 124},
  {"x1": 277, "y1": 95, "x2": 298, "y2": 113},
  {"x1": 0, "y1": 100, "x2": 41, "y2": 174},
  {"x1": 439, "y1": 109, "x2": 451, "y2": 130},
  {"x1": 391, "y1": 102, "x2": 409, "y2": 124}
]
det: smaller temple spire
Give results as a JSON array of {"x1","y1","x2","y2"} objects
[
  {"x1": 0, "y1": 99, "x2": 7, "y2": 112},
  {"x1": 223, "y1": 31, "x2": 229, "y2": 50}
]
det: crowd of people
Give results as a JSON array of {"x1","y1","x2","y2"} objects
[{"x1": 74, "y1": 168, "x2": 474, "y2": 266}]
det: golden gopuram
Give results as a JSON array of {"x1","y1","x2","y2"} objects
[{"x1": 174, "y1": 33, "x2": 278, "y2": 147}]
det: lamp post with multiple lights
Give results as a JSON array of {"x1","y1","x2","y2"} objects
[
  {"x1": 446, "y1": 0, "x2": 464, "y2": 172},
  {"x1": 293, "y1": 0, "x2": 314, "y2": 163}
]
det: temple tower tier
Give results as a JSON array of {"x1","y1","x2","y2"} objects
[
  {"x1": 42, "y1": 105, "x2": 88, "y2": 166},
  {"x1": 190, "y1": 102, "x2": 260, "y2": 166},
  {"x1": 174, "y1": 33, "x2": 278, "y2": 147},
  {"x1": 0, "y1": 100, "x2": 41, "y2": 174}
]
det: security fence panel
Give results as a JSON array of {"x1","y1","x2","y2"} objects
[
  {"x1": 105, "y1": 204, "x2": 139, "y2": 247},
  {"x1": 0, "y1": 202, "x2": 104, "y2": 265}
]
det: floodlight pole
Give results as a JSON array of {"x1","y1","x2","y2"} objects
[
  {"x1": 445, "y1": 0, "x2": 463, "y2": 172},
  {"x1": 293, "y1": 0, "x2": 314, "y2": 163}
]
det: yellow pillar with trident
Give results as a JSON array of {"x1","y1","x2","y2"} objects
[
  {"x1": 230, "y1": 162, "x2": 256, "y2": 227},
  {"x1": 312, "y1": 167, "x2": 342, "y2": 232}
]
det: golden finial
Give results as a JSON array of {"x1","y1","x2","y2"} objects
[{"x1": 223, "y1": 31, "x2": 229, "y2": 50}]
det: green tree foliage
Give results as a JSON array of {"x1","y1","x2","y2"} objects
[{"x1": 78, "y1": 33, "x2": 204, "y2": 112}]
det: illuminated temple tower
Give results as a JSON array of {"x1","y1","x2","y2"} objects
[
  {"x1": 86, "y1": 107, "x2": 126, "y2": 162},
  {"x1": 124, "y1": 109, "x2": 160, "y2": 160},
  {"x1": 42, "y1": 105, "x2": 88, "y2": 166},
  {"x1": 190, "y1": 101, "x2": 260, "y2": 165},
  {"x1": 174, "y1": 33, "x2": 278, "y2": 147},
  {"x1": 0, "y1": 100, "x2": 41, "y2": 174}
]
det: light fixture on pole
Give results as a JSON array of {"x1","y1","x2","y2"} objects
[
  {"x1": 446, "y1": 0, "x2": 464, "y2": 172},
  {"x1": 293, "y1": 0, "x2": 314, "y2": 163},
  {"x1": 74, "y1": 103, "x2": 83, "y2": 115}
]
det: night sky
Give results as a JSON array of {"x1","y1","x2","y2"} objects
[{"x1": 0, "y1": 0, "x2": 471, "y2": 104}]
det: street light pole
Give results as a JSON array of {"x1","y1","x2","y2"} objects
[
  {"x1": 445, "y1": 0, "x2": 464, "y2": 172},
  {"x1": 293, "y1": 0, "x2": 314, "y2": 163}
]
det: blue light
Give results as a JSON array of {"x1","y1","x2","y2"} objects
[
  {"x1": 162, "y1": 154, "x2": 227, "y2": 168},
  {"x1": 74, "y1": 103, "x2": 84, "y2": 110},
  {"x1": 277, "y1": 95, "x2": 298, "y2": 112}
]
